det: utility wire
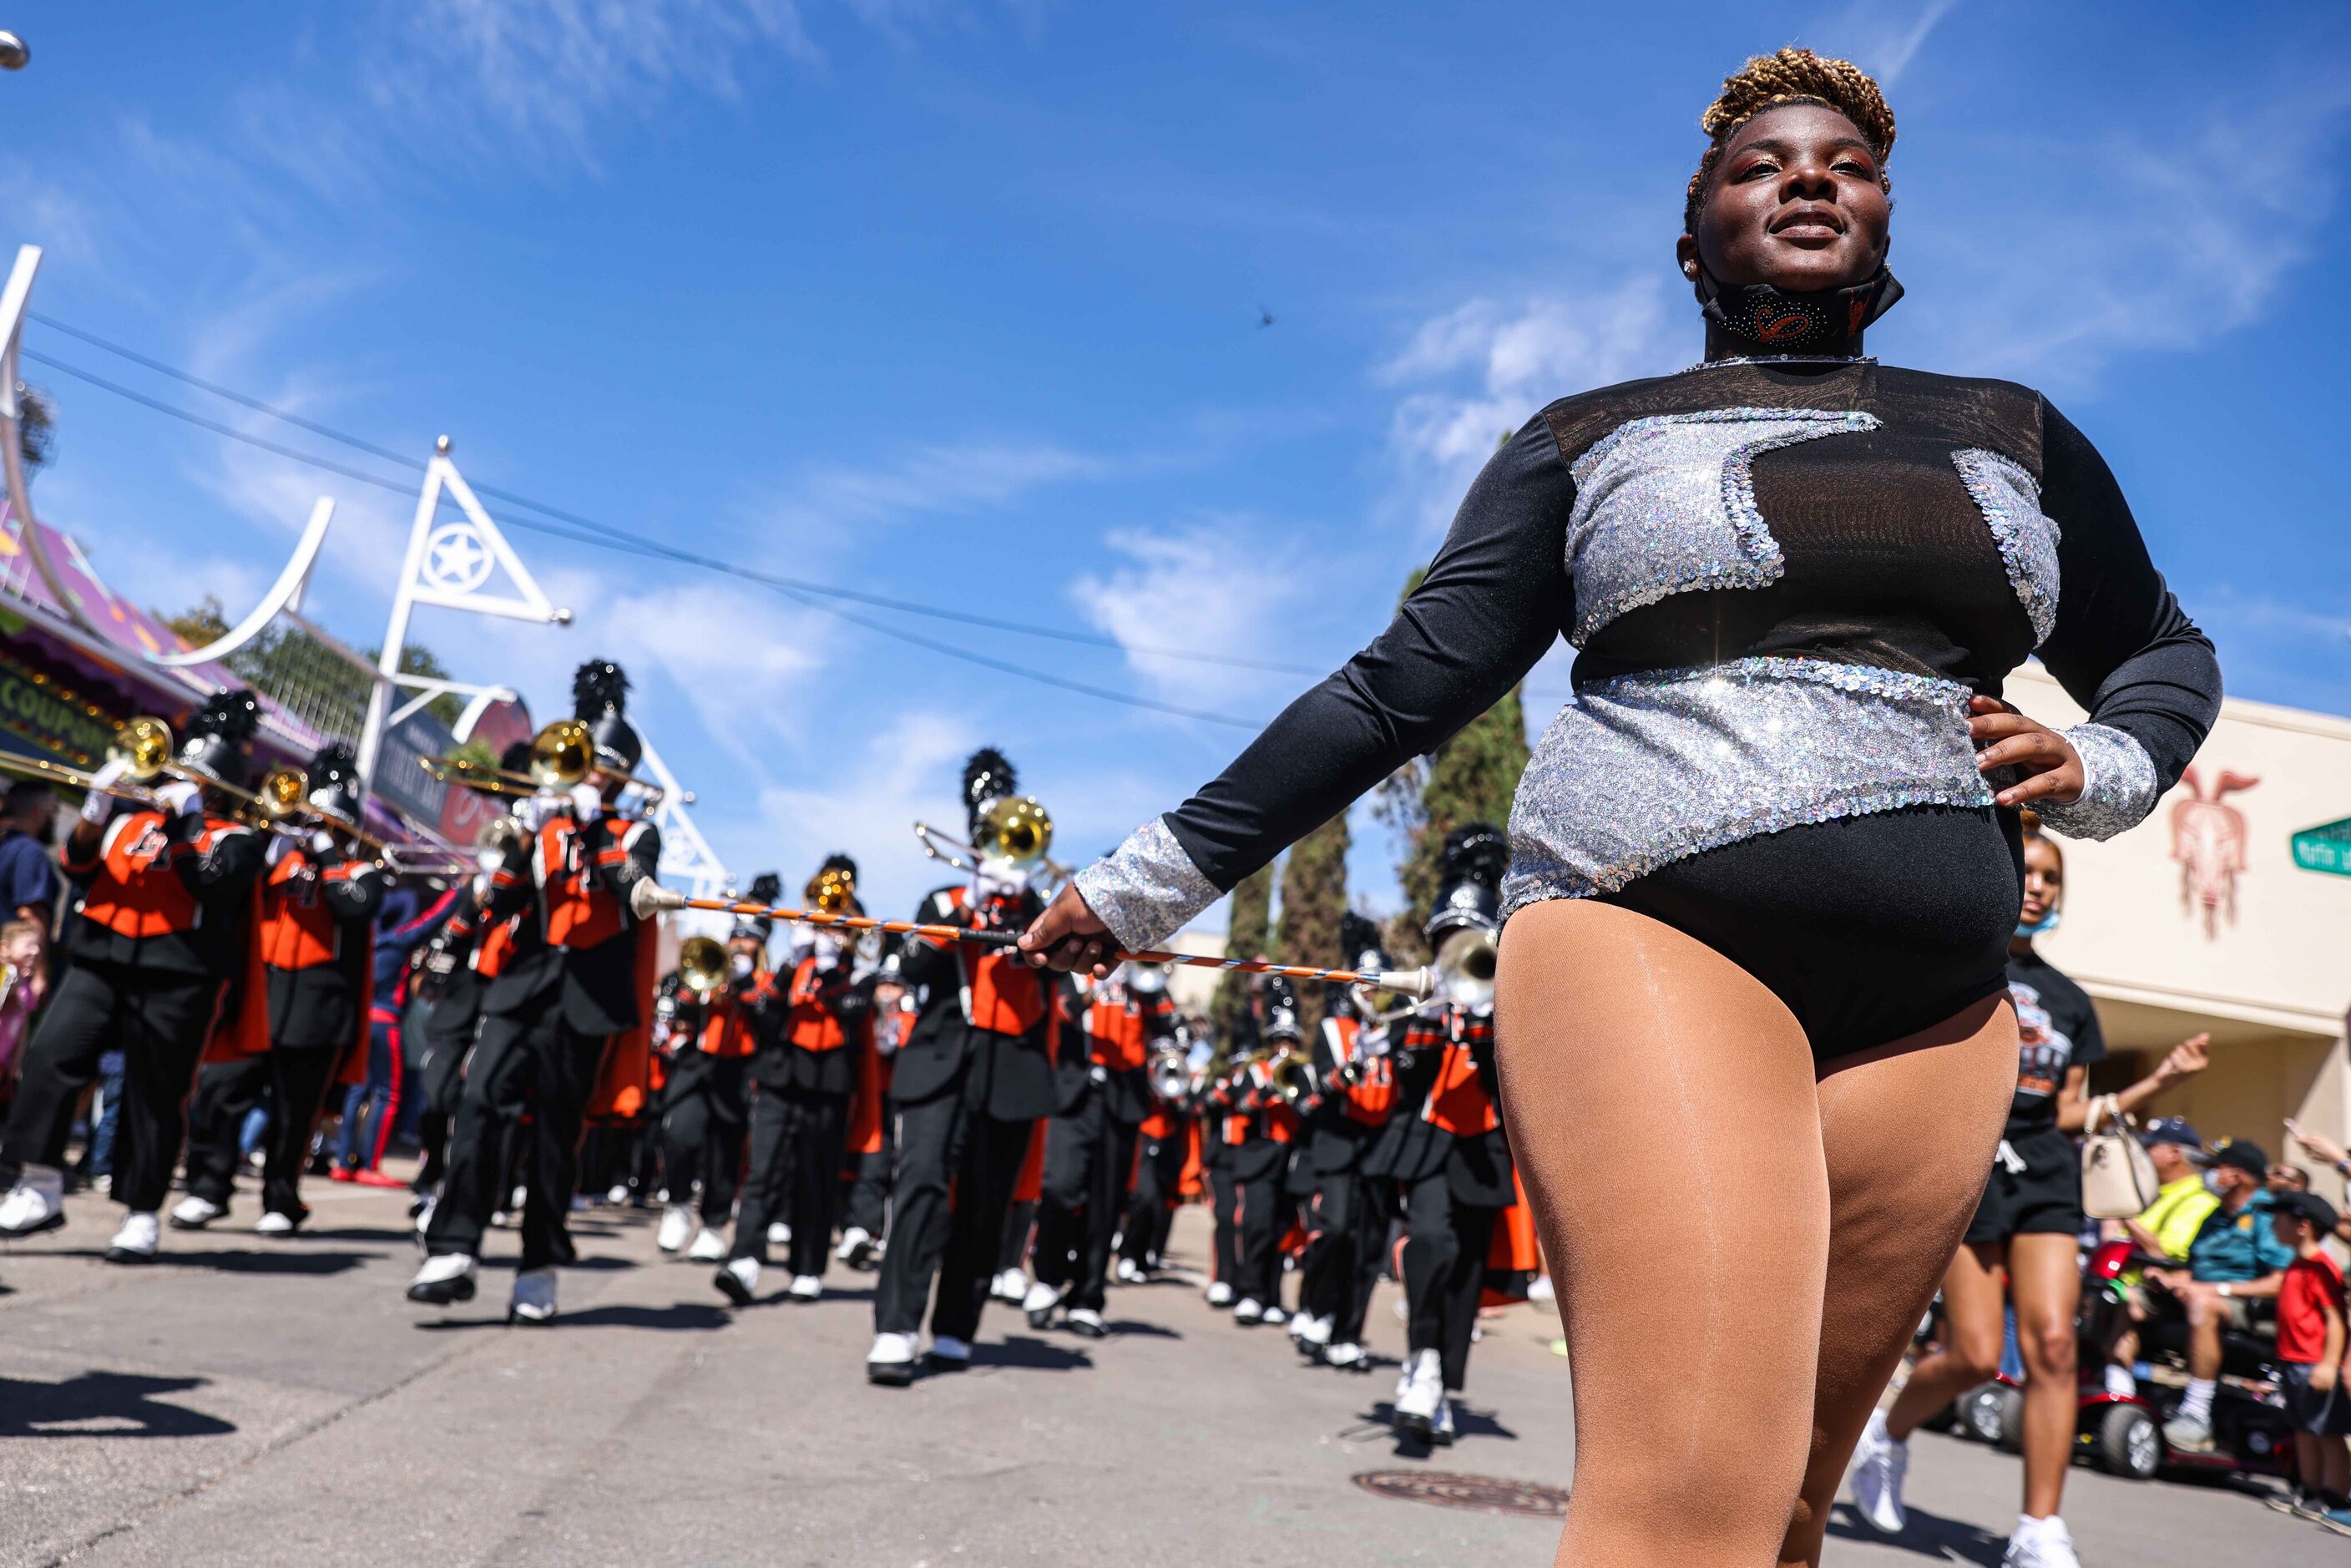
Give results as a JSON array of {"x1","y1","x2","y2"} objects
[
  {"x1": 24, "y1": 312, "x2": 1320, "y2": 677},
  {"x1": 18, "y1": 346, "x2": 1266, "y2": 728}
]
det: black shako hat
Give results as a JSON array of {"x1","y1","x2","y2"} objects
[
  {"x1": 572, "y1": 659, "x2": 641, "y2": 773},
  {"x1": 732, "y1": 872, "x2": 782, "y2": 944},
  {"x1": 305, "y1": 740, "x2": 362, "y2": 827},
  {"x1": 962, "y1": 747, "x2": 1016, "y2": 838},
  {"x1": 176, "y1": 688, "x2": 262, "y2": 793},
  {"x1": 1426, "y1": 822, "x2": 1507, "y2": 946}
]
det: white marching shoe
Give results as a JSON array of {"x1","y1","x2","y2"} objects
[
  {"x1": 990, "y1": 1267, "x2": 1028, "y2": 1303},
  {"x1": 1231, "y1": 1297, "x2": 1265, "y2": 1324},
  {"x1": 0, "y1": 1165, "x2": 66, "y2": 1237},
  {"x1": 1393, "y1": 1348, "x2": 1443, "y2": 1436},
  {"x1": 767, "y1": 1221, "x2": 791, "y2": 1247},
  {"x1": 1024, "y1": 1278, "x2": 1064, "y2": 1328},
  {"x1": 835, "y1": 1226, "x2": 874, "y2": 1267},
  {"x1": 928, "y1": 1334, "x2": 972, "y2": 1370},
  {"x1": 787, "y1": 1273, "x2": 823, "y2": 1302},
  {"x1": 2002, "y1": 1516, "x2": 2080, "y2": 1568},
  {"x1": 508, "y1": 1267, "x2": 558, "y2": 1324},
  {"x1": 106, "y1": 1211, "x2": 160, "y2": 1264},
  {"x1": 1847, "y1": 1409, "x2": 1909, "y2": 1535},
  {"x1": 1066, "y1": 1307, "x2": 1107, "y2": 1338},
  {"x1": 169, "y1": 1194, "x2": 224, "y2": 1230},
  {"x1": 655, "y1": 1205, "x2": 694, "y2": 1254},
  {"x1": 1294, "y1": 1313, "x2": 1332, "y2": 1356},
  {"x1": 253, "y1": 1211, "x2": 298, "y2": 1237},
  {"x1": 407, "y1": 1252, "x2": 478, "y2": 1304},
  {"x1": 1322, "y1": 1340, "x2": 1370, "y2": 1370},
  {"x1": 686, "y1": 1227, "x2": 727, "y2": 1262},
  {"x1": 867, "y1": 1331, "x2": 918, "y2": 1387},
  {"x1": 1205, "y1": 1280, "x2": 1234, "y2": 1308},
  {"x1": 605, "y1": 1183, "x2": 631, "y2": 1206},
  {"x1": 1429, "y1": 1394, "x2": 1457, "y2": 1446},
  {"x1": 715, "y1": 1256, "x2": 760, "y2": 1307},
  {"x1": 1115, "y1": 1257, "x2": 1146, "y2": 1284},
  {"x1": 1261, "y1": 1304, "x2": 1287, "y2": 1328}
]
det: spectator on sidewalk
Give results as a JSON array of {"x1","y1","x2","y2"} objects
[
  {"x1": 2151, "y1": 1137, "x2": 2297, "y2": 1451},
  {"x1": 2267, "y1": 1190, "x2": 2347, "y2": 1524},
  {"x1": 0, "y1": 918, "x2": 44, "y2": 1112}
]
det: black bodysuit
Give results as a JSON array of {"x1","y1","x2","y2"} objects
[{"x1": 1074, "y1": 359, "x2": 2221, "y2": 1059}]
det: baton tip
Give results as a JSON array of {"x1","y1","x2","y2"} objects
[{"x1": 631, "y1": 880, "x2": 688, "y2": 918}]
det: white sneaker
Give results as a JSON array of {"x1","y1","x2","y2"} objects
[
  {"x1": 407, "y1": 1252, "x2": 478, "y2": 1303},
  {"x1": 1430, "y1": 1395, "x2": 1457, "y2": 1446},
  {"x1": 1023, "y1": 1279, "x2": 1064, "y2": 1327},
  {"x1": 1528, "y1": 1273, "x2": 1555, "y2": 1303},
  {"x1": 867, "y1": 1330, "x2": 918, "y2": 1386},
  {"x1": 990, "y1": 1267, "x2": 1028, "y2": 1303},
  {"x1": 767, "y1": 1221, "x2": 791, "y2": 1247},
  {"x1": 1847, "y1": 1409, "x2": 1909, "y2": 1535},
  {"x1": 929, "y1": 1334, "x2": 972, "y2": 1368},
  {"x1": 508, "y1": 1267, "x2": 558, "y2": 1324},
  {"x1": 412, "y1": 1192, "x2": 437, "y2": 1245},
  {"x1": 169, "y1": 1194, "x2": 224, "y2": 1230},
  {"x1": 835, "y1": 1226, "x2": 872, "y2": 1263},
  {"x1": 2003, "y1": 1516, "x2": 2079, "y2": 1568},
  {"x1": 1115, "y1": 1257, "x2": 1145, "y2": 1284},
  {"x1": 1297, "y1": 1313, "x2": 1332, "y2": 1349},
  {"x1": 655, "y1": 1205, "x2": 694, "y2": 1253},
  {"x1": 1232, "y1": 1297, "x2": 1264, "y2": 1324},
  {"x1": 715, "y1": 1257, "x2": 760, "y2": 1306},
  {"x1": 1261, "y1": 1304, "x2": 1287, "y2": 1327},
  {"x1": 0, "y1": 1166, "x2": 66, "y2": 1236},
  {"x1": 1287, "y1": 1308, "x2": 1312, "y2": 1340},
  {"x1": 2102, "y1": 1363, "x2": 2137, "y2": 1399},
  {"x1": 106, "y1": 1211, "x2": 160, "y2": 1263},
  {"x1": 788, "y1": 1273, "x2": 823, "y2": 1302},
  {"x1": 253, "y1": 1211, "x2": 297, "y2": 1236},
  {"x1": 605, "y1": 1183, "x2": 631, "y2": 1206},
  {"x1": 687, "y1": 1227, "x2": 727, "y2": 1262},
  {"x1": 1393, "y1": 1348, "x2": 1443, "y2": 1434},
  {"x1": 1066, "y1": 1307, "x2": 1107, "y2": 1338},
  {"x1": 1205, "y1": 1280, "x2": 1234, "y2": 1308},
  {"x1": 1323, "y1": 1341, "x2": 1368, "y2": 1369}
]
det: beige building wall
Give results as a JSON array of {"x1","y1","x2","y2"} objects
[{"x1": 2011, "y1": 665, "x2": 2351, "y2": 1206}]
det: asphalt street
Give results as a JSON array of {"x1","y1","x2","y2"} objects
[{"x1": 0, "y1": 1169, "x2": 2329, "y2": 1566}]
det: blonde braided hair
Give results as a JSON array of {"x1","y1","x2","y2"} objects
[{"x1": 1683, "y1": 47, "x2": 1894, "y2": 235}]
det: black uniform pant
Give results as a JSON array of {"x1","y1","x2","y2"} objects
[
  {"x1": 1232, "y1": 1152, "x2": 1293, "y2": 1309},
  {"x1": 1400, "y1": 1169, "x2": 1499, "y2": 1393},
  {"x1": 659, "y1": 1050, "x2": 747, "y2": 1225},
  {"x1": 842, "y1": 1105, "x2": 893, "y2": 1242},
  {"x1": 1206, "y1": 1160, "x2": 1240, "y2": 1291},
  {"x1": 732, "y1": 1084, "x2": 851, "y2": 1277},
  {"x1": 1120, "y1": 1122, "x2": 1186, "y2": 1268},
  {"x1": 872, "y1": 1072, "x2": 1035, "y2": 1342},
  {"x1": 424, "y1": 998, "x2": 606, "y2": 1271},
  {"x1": 412, "y1": 1019, "x2": 476, "y2": 1192},
  {"x1": 1033, "y1": 1091, "x2": 1139, "y2": 1313},
  {"x1": 184, "y1": 1044, "x2": 342, "y2": 1216},
  {"x1": 1300, "y1": 1164, "x2": 1387, "y2": 1336},
  {"x1": 0, "y1": 964, "x2": 218, "y2": 1213}
]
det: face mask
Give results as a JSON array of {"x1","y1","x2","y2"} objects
[
  {"x1": 729, "y1": 953, "x2": 754, "y2": 979},
  {"x1": 2015, "y1": 910, "x2": 2060, "y2": 939},
  {"x1": 1696, "y1": 261, "x2": 1903, "y2": 354}
]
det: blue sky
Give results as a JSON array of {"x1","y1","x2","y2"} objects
[{"x1": 5, "y1": 2, "x2": 2347, "y2": 928}]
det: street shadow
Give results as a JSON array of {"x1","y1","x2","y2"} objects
[
  {"x1": 155, "y1": 1248, "x2": 382, "y2": 1277},
  {"x1": 0, "y1": 1372, "x2": 238, "y2": 1439},
  {"x1": 1347, "y1": 1401, "x2": 1519, "y2": 1456},
  {"x1": 1824, "y1": 1501, "x2": 2004, "y2": 1565},
  {"x1": 1102, "y1": 1319, "x2": 1181, "y2": 1340},
  {"x1": 413, "y1": 1302, "x2": 731, "y2": 1333},
  {"x1": 966, "y1": 1334, "x2": 1093, "y2": 1373},
  {"x1": 299, "y1": 1227, "x2": 415, "y2": 1244}
]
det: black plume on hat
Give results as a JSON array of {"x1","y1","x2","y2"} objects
[
  {"x1": 497, "y1": 740, "x2": 533, "y2": 774},
  {"x1": 1261, "y1": 974, "x2": 1297, "y2": 1014},
  {"x1": 818, "y1": 853, "x2": 857, "y2": 882},
  {"x1": 306, "y1": 740, "x2": 357, "y2": 792},
  {"x1": 963, "y1": 747, "x2": 1016, "y2": 813},
  {"x1": 1340, "y1": 910, "x2": 1384, "y2": 966},
  {"x1": 176, "y1": 688, "x2": 262, "y2": 791},
  {"x1": 746, "y1": 871, "x2": 782, "y2": 906},
  {"x1": 1440, "y1": 823, "x2": 1509, "y2": 891},
  {"x1": 572, "y1": 660, "x2": 629, "y2": 721}
]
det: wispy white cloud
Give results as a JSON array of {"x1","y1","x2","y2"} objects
[
  {"x1": 1068, "y1": 520, "x2": 1307, "y2": 705},
  {"x1": 1811, "y1": 0, "x2": 1959, "y2": 88}
]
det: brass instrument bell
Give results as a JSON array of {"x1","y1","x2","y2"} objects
[
  {"x1": 112, "y1": 715, "x2": 174, "y2": 781},
  {"x1": 978, "y1": 794, "x2": 1052, "y2": 868},
  {"x1": 255, "y1": 765, "x2": 311, "y2": 822},
  {"x1": 676, "y1": 935, "x2": 729, "y2": 999},
  {"x1": 528, "y1": 719, "x2": 596, "y2": 792}
]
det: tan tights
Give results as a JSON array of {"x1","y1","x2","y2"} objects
[{"x1": 1495, "y1": 900, "x2": 2018, "y2": 1568}]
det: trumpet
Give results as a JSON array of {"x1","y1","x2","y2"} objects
[
  {"x1": 1433, "y1": 926, "x2": 1499, "y2": 1009},
  {"x1": 420, "y1": 718, "x2": 672, "y2": 807},
  {"x1": 675, "y1": 934, "x2": 730, "y2": 999},
  {"x1": 914, "y1": 794, "x2": 1068, "y2": 883},
  {"x1": 1242, "y1": 1044, "x2": 1317, "y2": 1106},
  {"x1": 1147, "y1": 1043, "x2": 1194, "y2": 1103}
]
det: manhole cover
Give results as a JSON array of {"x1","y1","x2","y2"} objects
[{"x1": 1352, "y1": 1469, "x2": 1570, "y2": 1518}]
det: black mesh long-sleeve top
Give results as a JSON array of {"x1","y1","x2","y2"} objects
[{"x1": 1074, "y1": 358, "x2": 2221, "y2": 950}]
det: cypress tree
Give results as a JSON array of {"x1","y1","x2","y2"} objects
[
  {"x1": 1210, "y1": 862, "x2": 1275, "y2": 1053},
  {"x1": 1274, "y1": 810, "x2": 1349, "y2": 1034}
]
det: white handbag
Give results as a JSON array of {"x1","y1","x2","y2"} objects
[{"x1": 2080, "y1": 1095, "x2": 2161, "y2": 1220}]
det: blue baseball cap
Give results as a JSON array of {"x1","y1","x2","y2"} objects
[{"x1": 2141, "y1": 1117, "x2": 2202, "y2": 1149}]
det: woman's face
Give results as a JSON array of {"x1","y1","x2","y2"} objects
[
  {"x1": 1681, "y1": 104, "x2": 1890, "y2": 293},
  {"x1": 2019, "y1": 836, "x2": 2064, "y2": 927}
]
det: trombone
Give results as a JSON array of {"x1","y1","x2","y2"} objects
[
  {"x1": 675, "y1": 934, "x2": 730, "y2": 999},
  {"x1": 913, "y1": 794, "x2": 1069, "y2": 883},
  {"x1": 0, "y1": 713, "x2": 176, "y2": 809},
  {"x1": 419, "y1": 719, "x2": 676, "y2": 807}
]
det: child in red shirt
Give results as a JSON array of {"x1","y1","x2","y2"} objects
[{"x1": 2272, "y1": 1191, "x2": 2347, "y2": 1516}]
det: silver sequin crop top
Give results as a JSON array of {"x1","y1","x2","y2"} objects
[{"x1": 1076, "y1": 360, "x2": 2221, "y2": 949}]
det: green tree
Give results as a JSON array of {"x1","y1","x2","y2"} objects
[
  {"x1": 1210, "y1": 862, "x2": 1275, "y2": 1056},
  {"x1": 1274, "y1": 809, "x2": 1349, "y2": 1034},
  {"x1": 1378, "y1": 565, "x2": 1529, "y2": 959},
  {"x1": 154, "y1": 597, "x2": 463, "y2": 736}
]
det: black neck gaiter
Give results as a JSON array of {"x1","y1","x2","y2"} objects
[{"x1": 1696, "y1": 264, "x2": 1904, "y2": 355}]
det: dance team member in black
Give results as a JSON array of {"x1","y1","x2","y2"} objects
[
  {"x1": 1365, "y1": 826, "x2": 1512, "y2": 1444},
  {"x1": 719, "y1": 859, "x2": 877, "y2": 1306},
  {"x1": 1025, "y1": 957, "x2": 1176, "y2": 1336},
  {"x1": 866, "y1": 749, "x2": 1070, "y2": 1386},
  {"x1": 0, "y1": 691, "x2": 265, "y2": 1262},
  {"x1": 176, "y1": 742, "x2": 384, "y2": 1235},
  {"x1": 1022, "y1": 47, "x2": 2219, "y2": 1565},
  {"x1": 1287, "y1": 912, "x2": 1398, "y2": 1371},
  {"x1": 410, "y1": 661, "x2": 660, "y2": 1323}
]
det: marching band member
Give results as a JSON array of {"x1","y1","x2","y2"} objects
[
  {"x1": 408, "y1": 661, "x2": 660, "y2": 1323},
  {"x1": 1026, "y1": 959, "x2": 1176, "y2": 1335},
  {"x1": 1366, "y1": 825, "x2": 1513, "y2": 1444},
  {"x1": 867, "y1": 749, "x2": 1072, "y2": 1385},
  {"x1": 1115, "y1": 1016, "x2": 1195, "y2": 1283},
  {"x1": 1288, "y1": 913, "x2": 1398, "y2": 1369},
  {"x1": 655, "y1": 875, "x2": 777, "y2": 1260},
  {"x1": 837, "y1": 959, "x2": 908, "y2": 1272},
  {"x1": 1202, "y1": 984, "x2": 1303, "y2": 1326},
  {"x1": 0, "y1": 692, "x2": 266, "y2": 1261},
  {"x1": 718, "y1": 858, "x2": 878, "y2": 1306},
  {"x1": 174, "y1": 743, "x2": 385, "y2": 1234}
]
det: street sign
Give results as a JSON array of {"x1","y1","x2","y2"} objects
[{"x1": 2289, "y1": 817, "x2": 2351, "y2": 877}]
